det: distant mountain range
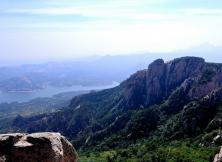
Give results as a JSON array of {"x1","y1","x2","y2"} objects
[
  {"x1": 0, "y1": 44, "x2": 222, "y2": 92},
  {"x1": 0, "y1": 55, "x2": 150, "y2": 92}
]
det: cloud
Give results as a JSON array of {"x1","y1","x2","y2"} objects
[
  {"x1": 180, "y1": 8, "x2": 222, "y2": 15},
  {"x1": 2, "y1": 5, "x2": 222, "y2": 32},
  {"x1": 9, "y1": 7, "x2": 177, "y2": 20},
  {"x1": 5, "y1": 2, "x2": 222, "y2": 24}
]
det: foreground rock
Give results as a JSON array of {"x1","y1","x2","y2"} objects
[
  {"x1": 214, "y1": 147, "x2": 222, "y2": 162},
  {"x1": 0, "y1": 132, "x2": 78, "y2": 162}
]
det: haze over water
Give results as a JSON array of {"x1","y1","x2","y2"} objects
[{"x1": 0, "y1": 83, "x2": 118, "y2": 103}]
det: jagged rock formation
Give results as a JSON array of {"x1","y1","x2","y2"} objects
[
  {"x1": 120, "y1": 57, "x2": 206, "y2": 108},
  {"x1": 0, "y1": 132, "x2": 78, "y2": 162}
]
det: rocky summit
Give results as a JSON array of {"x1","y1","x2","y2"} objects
[{"x1": 0, "y1": 132, "x2": 78, "y2": 162}]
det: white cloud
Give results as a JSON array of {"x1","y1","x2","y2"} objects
[
  {"x1": 5, "y1": 6, "x2": 179, "y2": 22},
  {"x1": 1, "y1": 0, "x2": 180, "y2": 22},
  {"x1": 180, "y1": 8, "x2": 222, "y2": 15},
  {"x1": 5, "y1": 5, "x2": 222, "y2": 25}
]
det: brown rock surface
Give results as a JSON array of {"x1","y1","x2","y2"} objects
[{"x1": 0, "y1": 132, "x2": 78, "y2": 162}]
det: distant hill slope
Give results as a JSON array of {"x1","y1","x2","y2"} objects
[
  {"x1": 0, "y1": 90, "x2": 89, "y2": 120},
  {"x1": 4, "y1": 56, "x2": 222, "y2": 153}
]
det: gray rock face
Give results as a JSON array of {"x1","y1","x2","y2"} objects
[
  {"x1": 0, "y1": 132, "x2": 78, "y2": 162},
  {"x1": 121, "y1": 70, "x2": 147, "y2": 109},
  {"x1": 121, "y1": 57, "x2": 206, "y2": 109},
  {"x1": 146, "y1": 59, "x2": 166, "y2": 106},
  {"x1": 146, "y1": 57, "x2": 205, "y2": 106}
]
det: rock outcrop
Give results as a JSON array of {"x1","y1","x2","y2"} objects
[
  {"x1": 121, "y1": 57, "x2": 206, "y2": 109},
  {"x1": 146, "y1": 57, "x2": 205, "y2": 106},
  {"x1": 0, "y1": 132, "x2": 78, "y2": 162},
  {"x1": 214, "y1": 147, "x2": 222, "y2": 162}
]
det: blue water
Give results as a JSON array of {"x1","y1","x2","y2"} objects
[{"x1": 0, "y1": 83, "x2": 119, "y2": 103}]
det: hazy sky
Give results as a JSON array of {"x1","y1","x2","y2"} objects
[{"x1": 1, "y1": 0, "x2": 222, "y2": 64}]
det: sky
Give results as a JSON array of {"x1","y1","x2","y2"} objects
[{"x1": 1, "y1": 0, "x2": 222, "y2": 64}]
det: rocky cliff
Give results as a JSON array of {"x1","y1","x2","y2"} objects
[
  {"x1": 119, "y1": 56, "x2": 222, "y2": 111},
  {"x1": 0, "y1": 132, "x2": 78, "y2": 162}
]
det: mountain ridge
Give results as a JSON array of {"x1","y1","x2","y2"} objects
[{"x1": 3, "y1": 56, "x2": 222, "y2": 157}]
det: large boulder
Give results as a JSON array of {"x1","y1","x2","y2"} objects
[
  {"x1": 214, "y1": 147, "x2": 222, "y2": 162},
  {"x1": 0, "y1": 132, "x2": 78, "y2": 162}
]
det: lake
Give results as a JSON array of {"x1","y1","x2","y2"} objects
[{"x1": 0, "y1": 83, "x2": 119, "y2": 103}]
